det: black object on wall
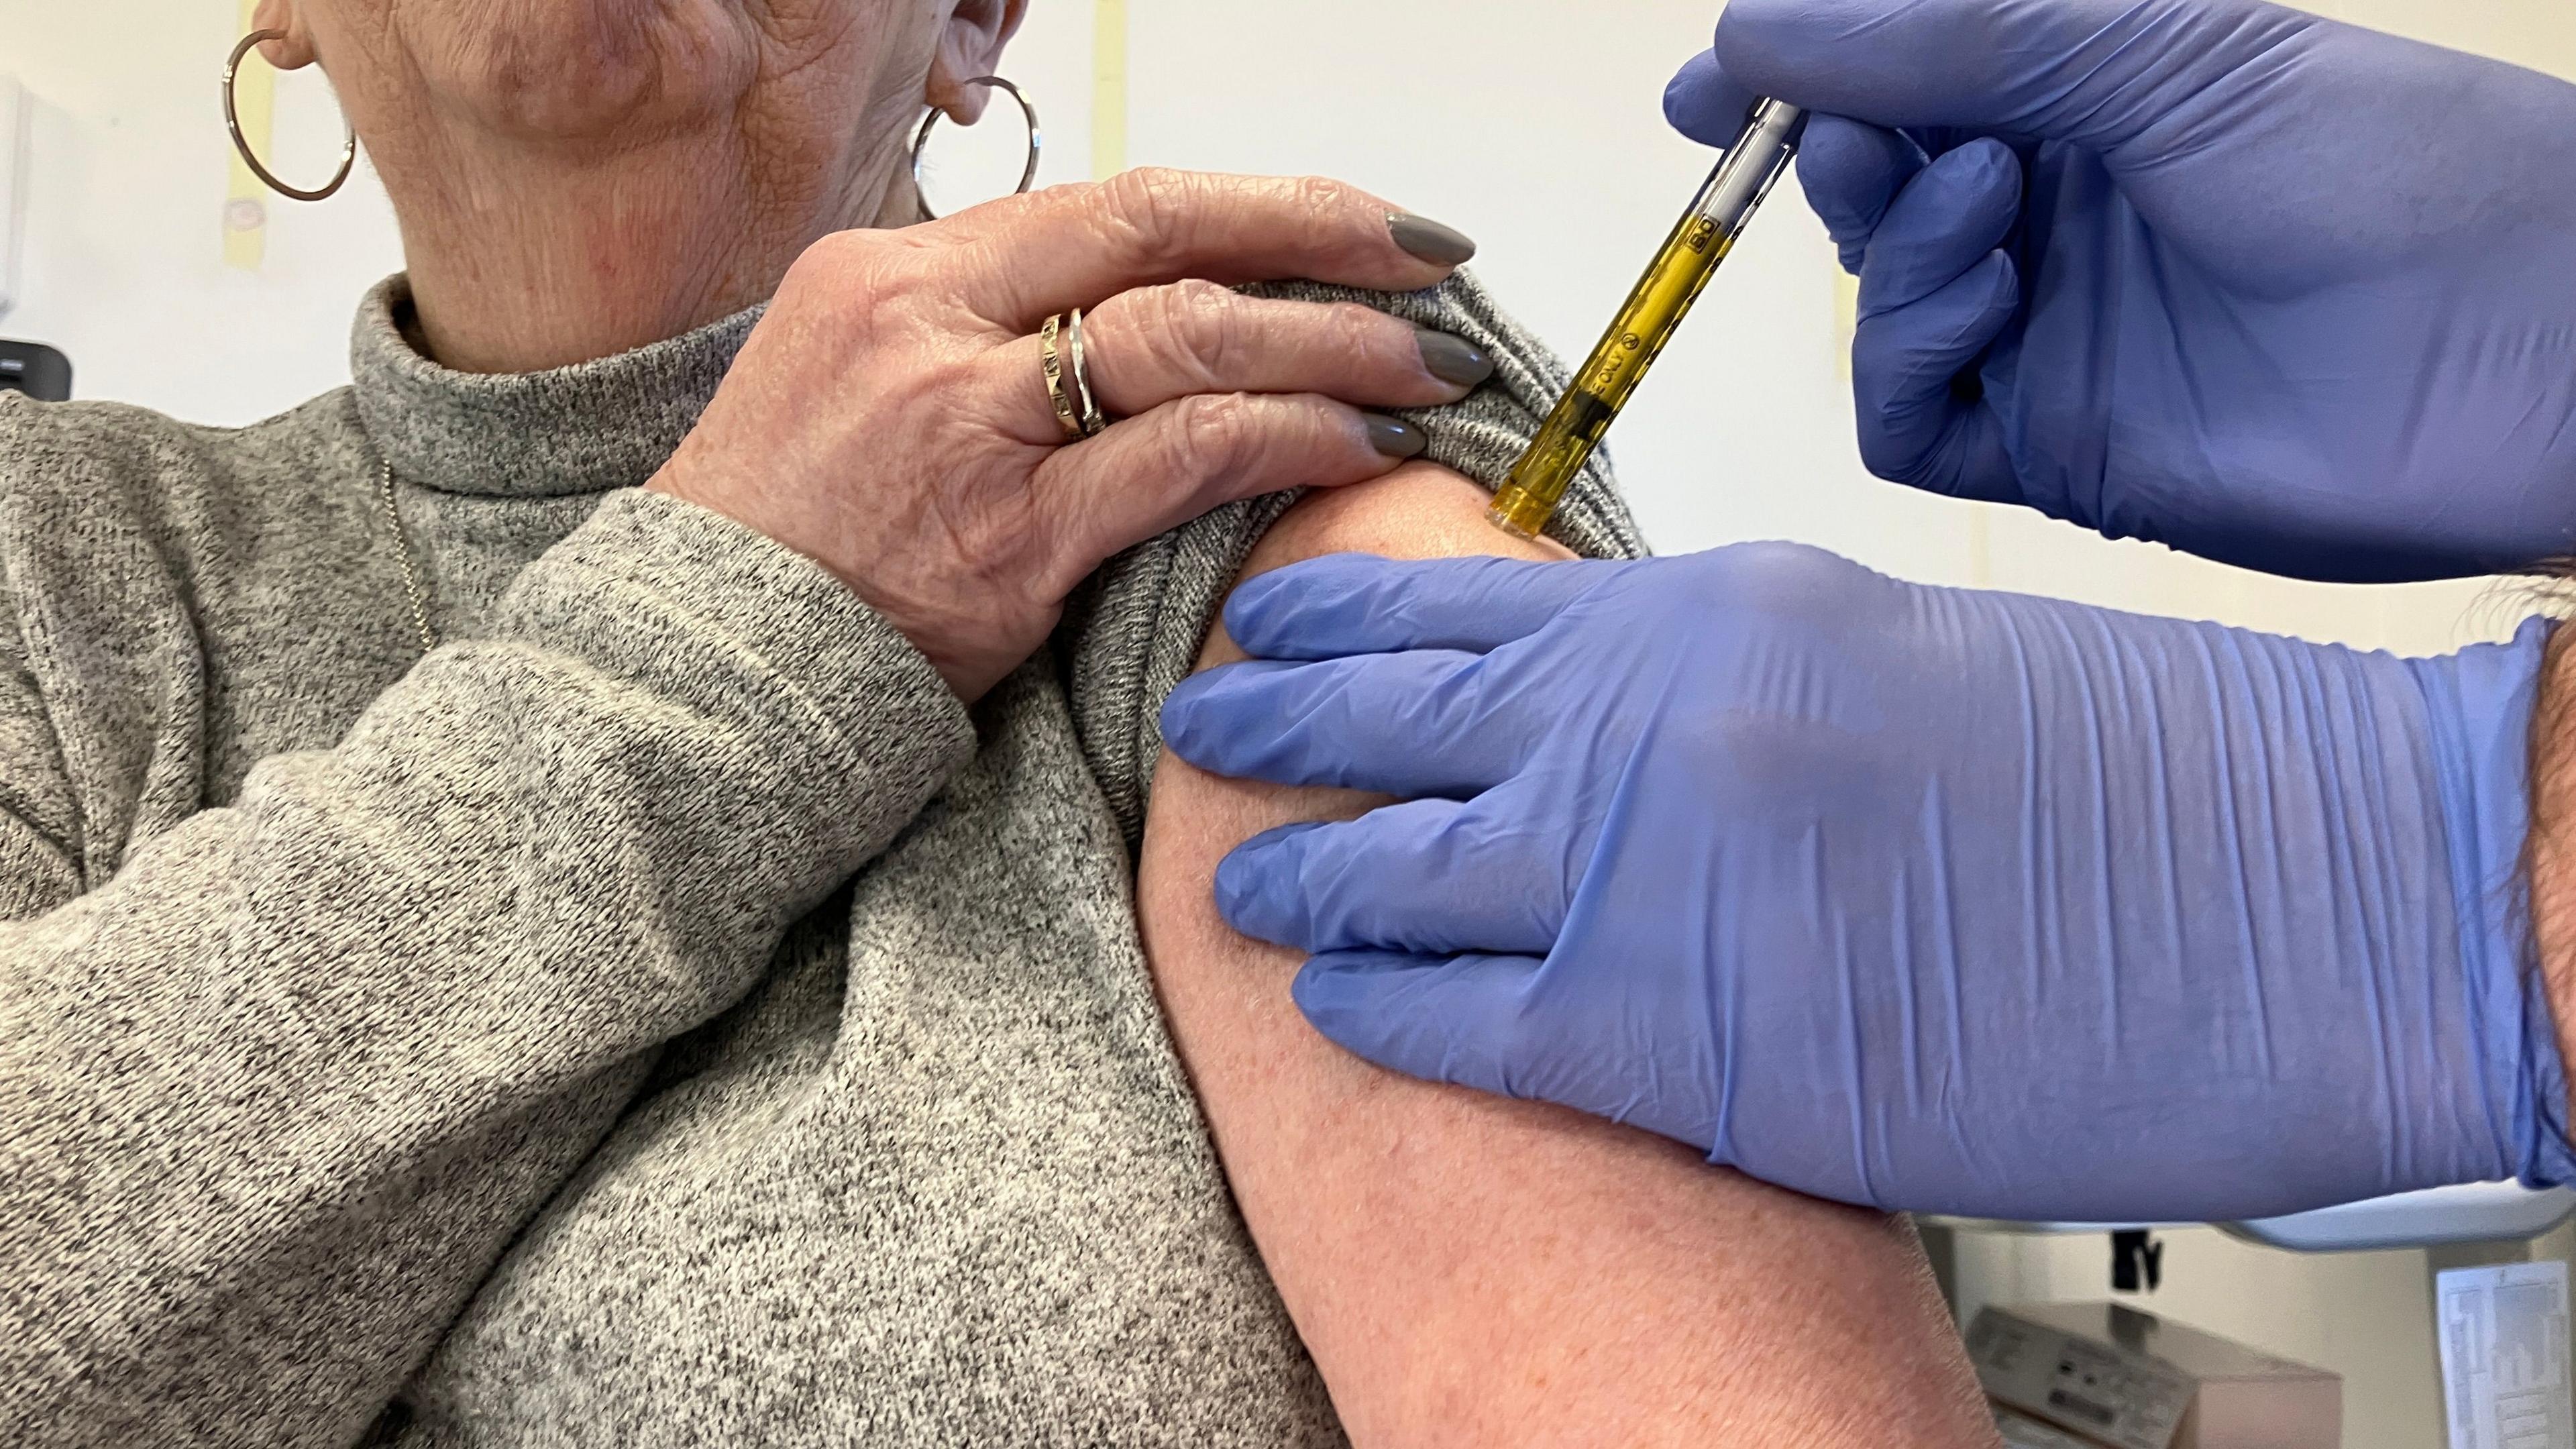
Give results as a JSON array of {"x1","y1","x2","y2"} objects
[
  {"x1": 0, "y1": 341, "x2": 71, "y2": 401},
  {"x1": 2110, "y1": 1228, "x2": 2164, "y2": 1293}
]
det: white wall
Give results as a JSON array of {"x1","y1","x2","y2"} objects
[
  {"x1": 9, "y1": 4, "x2": 2576, "y2": 1446},
  {"x1": 6, "y1": 3, "x2": 397, "y2": 421}
]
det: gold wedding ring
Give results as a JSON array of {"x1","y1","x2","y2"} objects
[
  {"x1": 1040, "y1": 309, "x2": 1110, "y2": 443},
  {"x1": 1040, "y1": 311, "x2": 1084, "y2": 440}
]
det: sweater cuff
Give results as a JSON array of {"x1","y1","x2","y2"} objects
[{"x1": 500, "y1": 488, "x2": 976, "y2": 804}]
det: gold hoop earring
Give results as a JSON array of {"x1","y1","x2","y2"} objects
[
  {"x1": 911, "y1": 76, "x2": 1041, "y2": 223},
  {"x1": 223, "y1": 29, "x2": 356, "y2": 203}
]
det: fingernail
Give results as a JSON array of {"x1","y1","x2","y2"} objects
[
  {"x1": 1212, "y1": 849, "x2": 1257, "y2": 918},
  {"x1": 1389, "y1": 213, "x2": 1478, "y2": 266},
  {"x1": 1361, "y1": 411, "x2": 1430, "y2": 459},
  {"x1": 1414, "y1": 327, "x2": 1495, "y2": 389},
  {"x1": 1217, "y1": 824, "x2": 1318, "y2": 939}
]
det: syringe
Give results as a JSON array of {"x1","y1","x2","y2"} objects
[{"x1": 1489, "y1": 99, "x2": 1809, "y2": 539}]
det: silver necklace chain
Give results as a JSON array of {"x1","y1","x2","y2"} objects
[{"x1": 377, "y1": 458, "x2": 441, "y2": 655}]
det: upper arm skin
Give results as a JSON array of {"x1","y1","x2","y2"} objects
[{"x1": 1137, "y1": 464, "x2": 1998, "y2": 1448}]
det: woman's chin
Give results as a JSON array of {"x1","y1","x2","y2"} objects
[{"x1": 400, "y1": 0, "x2": 774, "y2": 142}]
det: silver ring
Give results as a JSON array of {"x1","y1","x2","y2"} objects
[
  {"x1": 1065, "y1": 308, "x2": 1108, "y2": 439},
  {"x1": 223, "y1": 29, "x2": 356, "y2": 203},
  {"x1": 912, "y1": 76, "x2": 1041, "y2": 222}
]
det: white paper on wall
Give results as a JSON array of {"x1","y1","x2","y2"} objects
[{"x1": 2438, "y1": 1260, "x2": 2576, "y2": 1449}]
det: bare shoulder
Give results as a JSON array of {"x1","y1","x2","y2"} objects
[
  {"x1": 1244, "y1": 269, "x2": 1646, "y2": 566},
  {"x1": 1241, "y1": 461, "x2": 1574, "y2": 589}
]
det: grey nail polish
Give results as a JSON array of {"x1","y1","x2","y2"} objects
[
  {"x1": 1362, "y1": 412, "x2": 1430, "y2": 459},
  {"x1": 1388, "y1": 213, "x2": 1478, "y2": 266},
  {"x1": 1414, "y1": 327, "x2": 1496, "y2": 390}
]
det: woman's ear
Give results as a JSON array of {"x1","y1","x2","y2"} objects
[
  {"x1": 926, "y1": 0, "x2": 1032, "y2": 123},
  {"x1": 249, "y1": 0, "x2": 320, "y2": 69}
]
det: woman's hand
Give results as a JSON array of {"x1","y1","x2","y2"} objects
[{"x1": 651, "y1": 168, "x2": 1492, "y2": 699}]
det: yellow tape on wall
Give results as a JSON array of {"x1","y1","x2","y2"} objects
[
  {"x1": 1092, "y1": 0, "x2": 1128, "y2": 179},
  {"x1": 221, "y1": 0, "x2": 271, "y2": 270}
]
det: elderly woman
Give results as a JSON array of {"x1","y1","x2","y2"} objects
[{"x1": 0, "y1": 1, "x2": 1998, "y2": 1446}]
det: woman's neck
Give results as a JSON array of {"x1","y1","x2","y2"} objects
[{"x1": 388, "y1": 124, "x2": 918, "y2": 375}]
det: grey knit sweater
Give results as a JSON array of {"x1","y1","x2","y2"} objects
[{"x1": 0, "y1": 272, "x2": 1642, "y2": 1448}]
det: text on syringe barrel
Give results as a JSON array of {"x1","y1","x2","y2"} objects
[
  {"x1": 1487, "y1": 99, "x2": 1803, "y2": 539},
  {"x1": 1488, "y1": 199, "x2": 1741, "y2": 537}
]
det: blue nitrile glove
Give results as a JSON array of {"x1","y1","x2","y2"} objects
[
  {"x1": 1665, "y1": 0, "x2": 2576, "y2": 583},
  {"x1": 1158, "y1": 548, "x2": 2576, "y2": 1222}
]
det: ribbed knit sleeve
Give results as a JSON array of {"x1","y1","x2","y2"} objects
[{"x1": 0, "y1": 485, "x2": 972, "y2": 1448}]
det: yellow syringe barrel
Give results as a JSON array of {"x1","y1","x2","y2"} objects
[{"x1": 1490, "y1": 99, "x2": 1807, "y2": 540}]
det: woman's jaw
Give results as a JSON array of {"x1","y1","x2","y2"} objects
[{"x1": 251, "y1": 0, "x2": 1026, "y2": 374}]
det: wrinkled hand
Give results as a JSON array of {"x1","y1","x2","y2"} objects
[
  {"x1": 1668, "y1": 0, "x2": 2576, "y2": 582},
  {"x1": 653, "y1": 170, "x2": 1491, "y2": 697},
  {"x1": 1160, "y1": 547, "x2": 2575, "y2": 1221}
]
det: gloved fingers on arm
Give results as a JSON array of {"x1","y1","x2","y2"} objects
[
  {"x1": 1711, "y1": 0, "x2": 2314, "y2": 160},
  {"x1": 1292, "y1": 949, "x2": 1550, "y2": 1100},
  {"x1": 1798, "y1": 115, "x2": 1929, "y2": 274},
  {"x1": 1853, "y1": 250, "x2": 2021, "y2": 501},
  {"x1": 1218, "y1": 552, "x2": 1611, "y2": 661},
  {"x1": 1216, "y1": 790, "x2": 1567, "y2": 957},
  {"x1": 1161, "y1": 648, "x2": 1522, "y2": 799},
  {"x1": 1858, "y1": 137, "x2": 2021, "y2": 317}
]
